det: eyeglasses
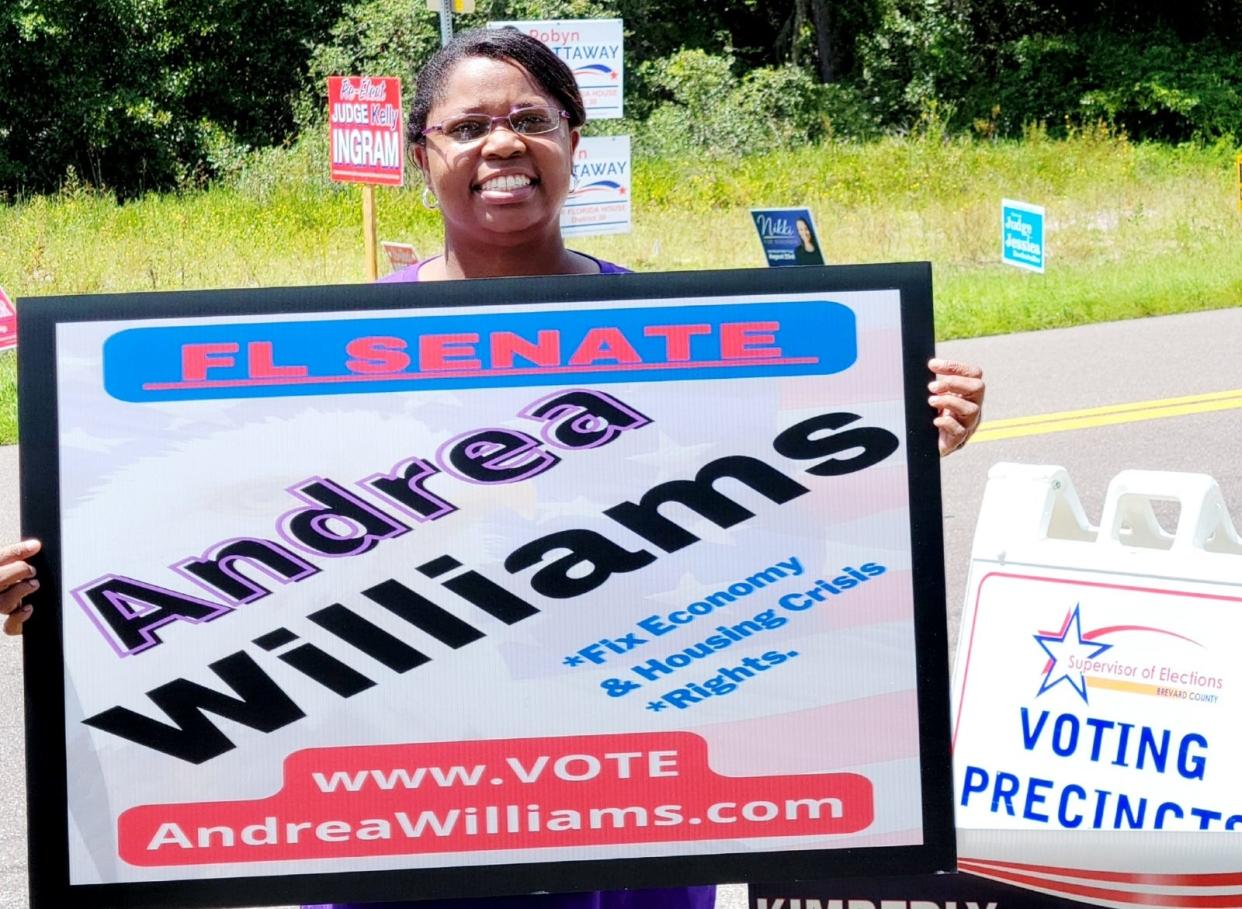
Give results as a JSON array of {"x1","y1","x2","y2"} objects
[{"x1": 422, "y1": 106, "x2": 569, "y2": 144}]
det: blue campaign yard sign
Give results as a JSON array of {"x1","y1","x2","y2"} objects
[
  {"x1": 750, "y1": 207, "x2": 826, "y2": 267},
  {"x1": 1001, "y1": 198, "x2": 1046, "y2": 273}
]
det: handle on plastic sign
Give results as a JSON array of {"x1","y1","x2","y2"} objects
[{"x1": 1098, "y1": 469, "x2": 1242, "y2": 554}]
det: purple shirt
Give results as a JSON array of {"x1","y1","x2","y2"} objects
[
  {"x1": 377, "y1": 252, "x2": 631, "y2": 282},
  {"x1": 313, "y1": 253, "x2": 713, "y2": 909}
]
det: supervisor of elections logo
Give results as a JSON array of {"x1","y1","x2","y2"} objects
[{"x1": 1033, "y1": 604, "x2": 1220, "y2": 706}]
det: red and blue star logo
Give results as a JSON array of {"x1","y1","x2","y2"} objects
[
  {"x1": 1033, "y1": 604, "x2": 1112, "y2": 703},
  {"x1": 1033, "y1": 604, "x2": 1199, "y2": 705}
]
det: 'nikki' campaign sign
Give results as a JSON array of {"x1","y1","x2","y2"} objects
[
  {"x1": 328, "y1": 76, "x2": 404, "y2": 186},
  {"x1": 751, "y1": 209, "x2": 826, "y2": 268},
  {"x1": 20, "y1": 266, "x2": 953, "y2": 908}
]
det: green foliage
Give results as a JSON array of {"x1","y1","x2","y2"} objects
[
  {"x1": 637, "y1": 50, "x2": 833, "y2": 156},
  {"x1": 3, "y1": 0, "x2": 1241, "y2": 201},
  {"x1": 305, "y1": 0, "x2": 448, "y2": 108},
  {"x1": 1076, "y1": 32, "x2": 1242, "y2": 140},
  {"x1": 0, "y1": 351, "x2": 14, "y2": 447},
  {"x1": 5, "y1": 134, "x2": 1242, "y2": 442},
  {"x1": 956, "y1": 27, "x2": 1242, "y2": 141},
  {"x1": 0, "y1": 0, "x2": 342, "y2": 197},
  {"x1": 857, "y1": 0, "x2": 977, "y2": 128}
]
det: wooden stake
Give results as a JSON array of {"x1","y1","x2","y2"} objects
[{"x1": 362, "y1": 184, "x2": 378, "y2": 281}]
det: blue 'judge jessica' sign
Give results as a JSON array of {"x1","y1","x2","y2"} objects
[
  {"x1": 1001, "y1": 198, "x2": 1046, "y2": 272},
  {"x1": 750, "y1": 207, "x2": 826, "y2": 267}
]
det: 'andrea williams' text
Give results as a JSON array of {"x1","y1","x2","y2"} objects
[{"x1": 75, "y1": 388, "x2": 898, "y2": 763}]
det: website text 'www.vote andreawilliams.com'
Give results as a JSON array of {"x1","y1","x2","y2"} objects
[{"x1": 118, "y1": 731, "x2": 875, "y2": 865}]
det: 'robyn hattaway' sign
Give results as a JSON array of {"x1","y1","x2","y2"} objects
[
  {"x1": 20, "y1": 266, "x2": 953, "y2": 908},
  {"x1": 328, "y1": 76, "x2": 404, "y2": 186},
  {"x1": 488, "y1": 19, "x2": 624, "y2": 119},
  {"x1": 563, "y1": 135, "x2": 631, "y2": 237}
]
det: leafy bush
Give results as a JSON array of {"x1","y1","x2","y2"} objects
[
  {"x1": 636, "y1": 50, "x2": 832, "y2": 156},
  {"x1": 856, "y1": 0, "x2": 977, "y2": 129},
  {"x1": 0, "y1": 0, "x2": 342, "y2": 198},
  {"x1": 959, "y1": 28, "x2": 1242, "y2": 141},
  {"x1": 1077, "y1": 32, "x2": 1242, "y2": 140}
]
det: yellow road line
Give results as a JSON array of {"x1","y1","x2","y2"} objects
[{"x1": 972, "y1": 388, "x2": 1242, "y2": 443}]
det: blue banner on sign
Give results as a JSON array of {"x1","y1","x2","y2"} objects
[
  {"x1": 102, "y1": 300, "x2": 857, "y2": 402},
  {"x1": 1002, "y1": 199, "x2": 1046, "y2": 272},
  {"x1": 750, "y1": 208, "x2": 826, "y2": 267}
]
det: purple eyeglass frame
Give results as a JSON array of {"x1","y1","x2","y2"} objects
[{"x1": 422, "y1": 107, "x2": 569, "y2": 141}]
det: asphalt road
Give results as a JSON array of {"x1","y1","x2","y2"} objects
[{"x1": 1, "y1": 306, "x2": 1239, "y2": 909}]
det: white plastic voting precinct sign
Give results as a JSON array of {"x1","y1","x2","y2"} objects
[
  {"x1": 562, "y1": 135, "x2": 631, "y2": 238},
  {"x1": 0, "y1": 285, "x2": 16, "y2": 351},
  {"x1": 488, "y1": 19, "x2": 624, "y2": 119},
  {"x1": 1001, "y1": 199, "x2": 1045, "y2": 273},
  {"x1": 952, "y1": 463, "x2": 1242, "y2": 907},
  {"x1": 19, "y1": 266, "x2": 954, "y2": 908}
]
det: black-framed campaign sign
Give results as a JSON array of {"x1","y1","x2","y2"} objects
[{"x1": 19, "y1": 265, "x2": 954, "y2": 908}]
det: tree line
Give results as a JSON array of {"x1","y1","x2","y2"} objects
[{"x1": 2, "y1": 0, "x2": 1239, "y2": 198}]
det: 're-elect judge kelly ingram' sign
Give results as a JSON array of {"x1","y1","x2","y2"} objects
[
  {"x1": 20, "y1": 266, "x2": 953, "y2": 908},
  {"x1": 328, "y1": 76, "x2": 404, "y2": 186}
]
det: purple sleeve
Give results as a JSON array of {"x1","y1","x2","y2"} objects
[
  {"x1": 588, "y1": 256, "x2": 632, "y2": 275},
  {"x1": 376, "y1": 261, "x2": 425, "y2": 283},
  {"x1": 374, "y1": 254, "x2": 629, "y2": 282}
]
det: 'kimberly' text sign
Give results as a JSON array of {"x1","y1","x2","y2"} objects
[
  {"x1": 20, "y1": 265, "x2": 952, "y2": 908},
  {"x1": 328, "y1": 76, "x2": 403, "y2": 186}
]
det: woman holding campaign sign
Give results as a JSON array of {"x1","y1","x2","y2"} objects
[
  {"x1": 8, "y1": 25, "x2": 984, "y2": 909},
  {"x1": 352, "y1": 26, "x2": 978, "y2": 909},
  {"x1": 378, "y1": 28, "x2": 983, "y2": 458},
  {"x1": 382, "y1": 28, "x2": 625, "y2": 283}
]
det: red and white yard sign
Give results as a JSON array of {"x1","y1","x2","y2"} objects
[
  {"x1": 328, "y1": 77, "x2": 404, "y2": 186},
  {"x1": 0, "y1": 286, "x2": 17, "y2": 351}
]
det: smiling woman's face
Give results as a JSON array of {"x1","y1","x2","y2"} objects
[
  {"x1": 796, "y1": 219, "x2": 814, "y2": 247},
  {"x1": 415, "y1": 56, "x2": 579, "y2": 248}
]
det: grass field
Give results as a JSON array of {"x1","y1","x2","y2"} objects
[{"x1": 1, "y1": 129, "x2": 1239, "y2": 443}]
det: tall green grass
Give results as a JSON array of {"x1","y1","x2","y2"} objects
[{"x1": 1, "y1": 130, "x2": 1239, "y2": 443}]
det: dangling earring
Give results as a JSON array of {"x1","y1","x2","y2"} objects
[
  {"x1": 570, "y1": 171, "x2": 581, "y2": 194},
  {"x1": 421, "y1": 185, "x2": 439, "y2": 210}
]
